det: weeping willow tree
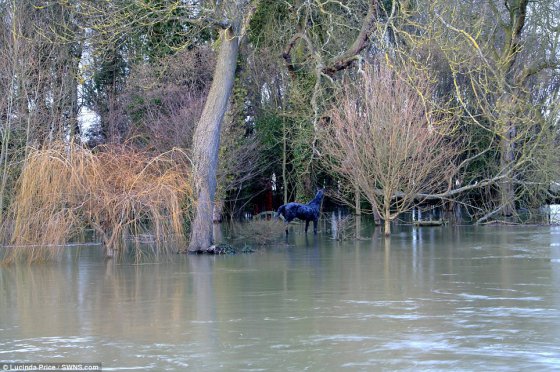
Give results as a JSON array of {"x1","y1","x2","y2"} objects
[{"x1": 3, "y1": 143, "x2": 193, "y2": 264}]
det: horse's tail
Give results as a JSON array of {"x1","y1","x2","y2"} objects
[{"x1": 276, "y1": 205, "x2": 285, "y2": 219}]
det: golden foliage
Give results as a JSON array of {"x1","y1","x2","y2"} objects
[{"x1": 3, "y1": 142, "x2": 193, "y2": 264}]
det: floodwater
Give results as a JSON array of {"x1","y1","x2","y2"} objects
[{"x1": 2, "y1": 224, "x2": 560, "y2": 371}]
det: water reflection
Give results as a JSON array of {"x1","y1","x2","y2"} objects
[{"x1": 1, "y1": 227, "x2": 560, "y2": 370}]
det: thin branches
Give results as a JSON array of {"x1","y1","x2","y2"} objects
[
  {"x1": 3, "y1": 142, "x2": 194, "y2": 264},
  {"x1": 321, "y1": 63, "x2": 460, "y2": 235}
]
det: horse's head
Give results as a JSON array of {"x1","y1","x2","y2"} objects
[{"x1": 312, "y1": 188, "x2": 324, "y2": 204}]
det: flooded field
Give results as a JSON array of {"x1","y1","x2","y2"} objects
[{"x1": 2, "y1": 224, "x2": 560, "y2": 370}]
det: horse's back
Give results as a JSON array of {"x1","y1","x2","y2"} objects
[
  {"x1": 278, "y1": 201, "x2": 319, "y2": 222},
  {"x1": 278, "y1": 202, "x2": 299, "y2": 221},
  {"x1": 295, "y1": 204, "x2": 319, "y2": 221}
]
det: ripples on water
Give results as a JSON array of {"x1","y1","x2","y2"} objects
[{"x1": 1, "y1": 225, "x2": 560, "y2": 370}]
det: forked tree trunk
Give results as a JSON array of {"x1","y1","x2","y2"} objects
[{"x1": 187, "y1": 27, "x2": 239, "y2": 253}]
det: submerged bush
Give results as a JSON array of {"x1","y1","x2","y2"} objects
[
  {"x1": 230, "y1": 219, "x2": 285, "y2": 246},
  {"x1": 332, "y1": 214, "x2": 357, "y2": 241},
  {"x1": 2, "y1": 142, "x2": 193, "y2": 263}
]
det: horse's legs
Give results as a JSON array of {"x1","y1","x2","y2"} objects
[
  {"x1": 305, "y1": 220, "x2": 310, "y2": 234},
  {"x1": 285, "y1": 221, "x2": 289, "y2": 236},
  {"x1": 313, "y1": 219, "x2": 318, "y2": 235}
]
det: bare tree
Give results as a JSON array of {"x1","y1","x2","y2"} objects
[
  {"x1": 321, "y1": 63, "x2": 460, "y2": 236},
  {"x1": 120, "y1": 47, "x2": 215, "y2": 150},
  {"x1": 384, "y1": 0, "x2": 560, "y2": 219},
  {"x1": 0, "y1": 0, "x2": 83, "y2": 225}
]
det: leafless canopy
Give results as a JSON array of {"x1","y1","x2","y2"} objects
[{"x1": 321, "y1": 63, "x2": 460, "y2": 235}]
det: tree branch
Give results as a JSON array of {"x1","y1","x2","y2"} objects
[
  {"x1": 186, "y1": 16, "x2": 231, "y2": 30},
  {"x1": 414, "y1": 175, "x2": 507, "y2": 200},
  {"x1": 282, "y1": 32, "x2": 307, "y2": 77},
  {"x1": 282, "y1": 0, "x2": 378, "y2": 77},
  {"x1": 515, "y1": 59, "x2": 560, "y2": 85},
  {"x1": 321, "y1": 0, "x2": 378, "y2": 76}
]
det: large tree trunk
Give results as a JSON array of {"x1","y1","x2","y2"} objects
[
  {"x1": 354, "y1": 183, "x2": 361, "y2": 216},
  {"x1": 383, "y1": 206, "x2": 391, "y2": 237},
  {"x1": 384, "y1": 217, "x2": 391, "y2": 237},
  {"x1": 500, "y1": 120, "x2": 516, "y2": 217},
  {"x1": 187, "y1": 27, "x2": 239, "y2": 253},
  {"x1": 282, "y1": 118, "x2": 288, "y2": 205},
  {"x1": 496, "y1": 0, "x2": 528, "y2": 217}
]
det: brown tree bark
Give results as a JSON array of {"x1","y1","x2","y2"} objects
[
  {"x1": 499, "y1": 101, "x2": 517, "y2": 217},
  {"x1": 496, "y1": 0, "x2": 529, "y2": 217},
  {"x1": 186, "y1": 27, "x2": 240, "y2": 253}
]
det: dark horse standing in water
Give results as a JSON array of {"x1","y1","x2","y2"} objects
[{"x1": 276, "y1": 189, "x2": 324, "y2": 235}]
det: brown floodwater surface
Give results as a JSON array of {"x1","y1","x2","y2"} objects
[{"x1": 1, "y1": 224, "x2": 560, "y2": 370}]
